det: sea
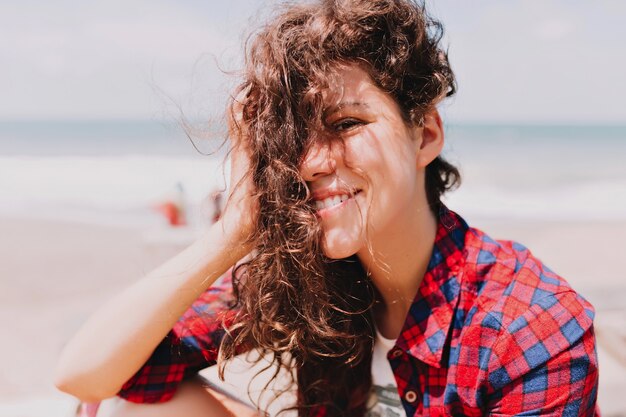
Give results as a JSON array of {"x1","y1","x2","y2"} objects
[{"x1": 1, "y1": 120, "x2": 625, "y2": 228}]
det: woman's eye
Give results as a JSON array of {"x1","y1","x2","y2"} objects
[{"x1": 332, "y1": 118, "x2": 363, "y2": 132}]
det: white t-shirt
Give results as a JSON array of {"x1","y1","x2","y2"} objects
[{"x1": 365, "y1": 330, "x2": 405, "y2": 417}]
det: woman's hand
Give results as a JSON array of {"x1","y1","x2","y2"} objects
[
  {"x1": 54, "y1": 89, "x2": 260, "y2": 402},
  {"x1": 218, "y1": 89, "x2": 258, "y2": 250}
]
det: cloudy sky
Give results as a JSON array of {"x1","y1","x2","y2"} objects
[{"x1": 2, "y1": 1, "x2": 625, "y2": 123}]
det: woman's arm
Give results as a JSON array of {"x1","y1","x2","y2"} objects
[
  {"x1": 56, "y1": 94, "x2": 256, "y2": 403},
  {"x1": 54, "y1": 220, "x2": 252, "y2": 402},
  {"x1": 117, "y1": 258, "x2": 247, "y2": 404}
]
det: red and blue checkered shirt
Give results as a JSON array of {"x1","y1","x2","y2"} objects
[{"x1": 118, "y1": 207, "x2": 599, "y2": 416}]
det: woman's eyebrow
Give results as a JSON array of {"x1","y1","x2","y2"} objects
[{"x1": 324, "y1": 101, "x2": 371, "y2": 115}]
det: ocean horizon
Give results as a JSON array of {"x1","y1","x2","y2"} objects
[{"x1": 2, "y1": 119, "x2": 625, "y2": 226}]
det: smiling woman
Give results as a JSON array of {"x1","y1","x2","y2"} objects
[{"x1": 55, "y1": 1, "x2": 599, "y2": 416}]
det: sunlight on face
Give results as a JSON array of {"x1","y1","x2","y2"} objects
[{"x1": 300, "y1": 65, "x2": 427, "y2": 259}]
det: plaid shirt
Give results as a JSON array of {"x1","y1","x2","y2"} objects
[{"x1": 118, "y1": 207, "x2": 599, "y2": 416}]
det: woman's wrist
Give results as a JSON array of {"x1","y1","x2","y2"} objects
[{"x1": 199, "y1": 218, "x2": 254, "y2": 267}]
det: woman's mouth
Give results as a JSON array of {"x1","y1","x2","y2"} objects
[{"x1": 314, "y1": 190, "x2": 362, "y2": 216}]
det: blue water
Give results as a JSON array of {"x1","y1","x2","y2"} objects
[{"x1": 0, "y1": 120, "x2": 226, "y2": 157}]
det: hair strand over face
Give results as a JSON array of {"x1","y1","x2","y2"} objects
[{"x1": 218, "y1": 1, "x2": 460, "y2": 415}]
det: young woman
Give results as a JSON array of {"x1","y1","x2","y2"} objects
[{"x1": 55, "y1": 1, "x2": 600, "y2": 416}]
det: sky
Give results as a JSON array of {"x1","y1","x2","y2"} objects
[{"x1": 2, "y1": 0, "x2": 625, "y2": 124}]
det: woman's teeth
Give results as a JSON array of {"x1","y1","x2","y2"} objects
[{"x1": 315, "y1": 194, "x2": 350, "y2": 210}]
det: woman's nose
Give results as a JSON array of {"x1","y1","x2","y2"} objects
[{"x1": 300, "y1": 141, "x2": 337, "y2": 181}]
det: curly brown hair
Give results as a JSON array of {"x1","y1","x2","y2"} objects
[{"x1": 217, "y1": 1, "x2": 459, "y2": 415}]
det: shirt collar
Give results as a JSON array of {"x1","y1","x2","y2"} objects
[{"x1": 394, "y1": 205, "x2": 468, "y2": 367}]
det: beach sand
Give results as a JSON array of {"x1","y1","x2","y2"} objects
[
  {"x1": 1, "y1": 215, "x2": 624, "y2": 416},
  {"x1": 0, "y1": 217, "x2": 185, "y2": 415}
]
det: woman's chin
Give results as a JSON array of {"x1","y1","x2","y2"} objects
[{"x1": 321, "y1": 233, "x2": 363, "y2": 260}]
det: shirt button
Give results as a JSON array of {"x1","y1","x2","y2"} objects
[
  {"x1": 404, "y1": 390, "x2": 418, "y2": 403},
  {"x1": 390, "y1": 348, "x2": 403, "y2": 358}
]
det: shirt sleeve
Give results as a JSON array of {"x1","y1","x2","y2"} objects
[
  {"x1": 117, "y1": 271, "x2": 246, "y2": 403},
  {"x1": 485, "y1": 291, "x2": 599, "y2": 416}
]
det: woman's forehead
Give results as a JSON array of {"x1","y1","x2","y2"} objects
[{"x1": 321, "y1": 65, "x2": 385, "y2": 112}]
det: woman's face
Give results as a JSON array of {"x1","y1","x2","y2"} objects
[{"x1": 300, "y1": 64, "x2": 438, "y2": 259}]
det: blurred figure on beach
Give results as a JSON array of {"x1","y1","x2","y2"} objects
[{"x1": 154, "y1": 182, "x2": 187, "y2": 227}]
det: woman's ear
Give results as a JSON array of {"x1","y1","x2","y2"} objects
[{"x1": 416, "y1": 109, "x2": 444, "y2": 169}]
